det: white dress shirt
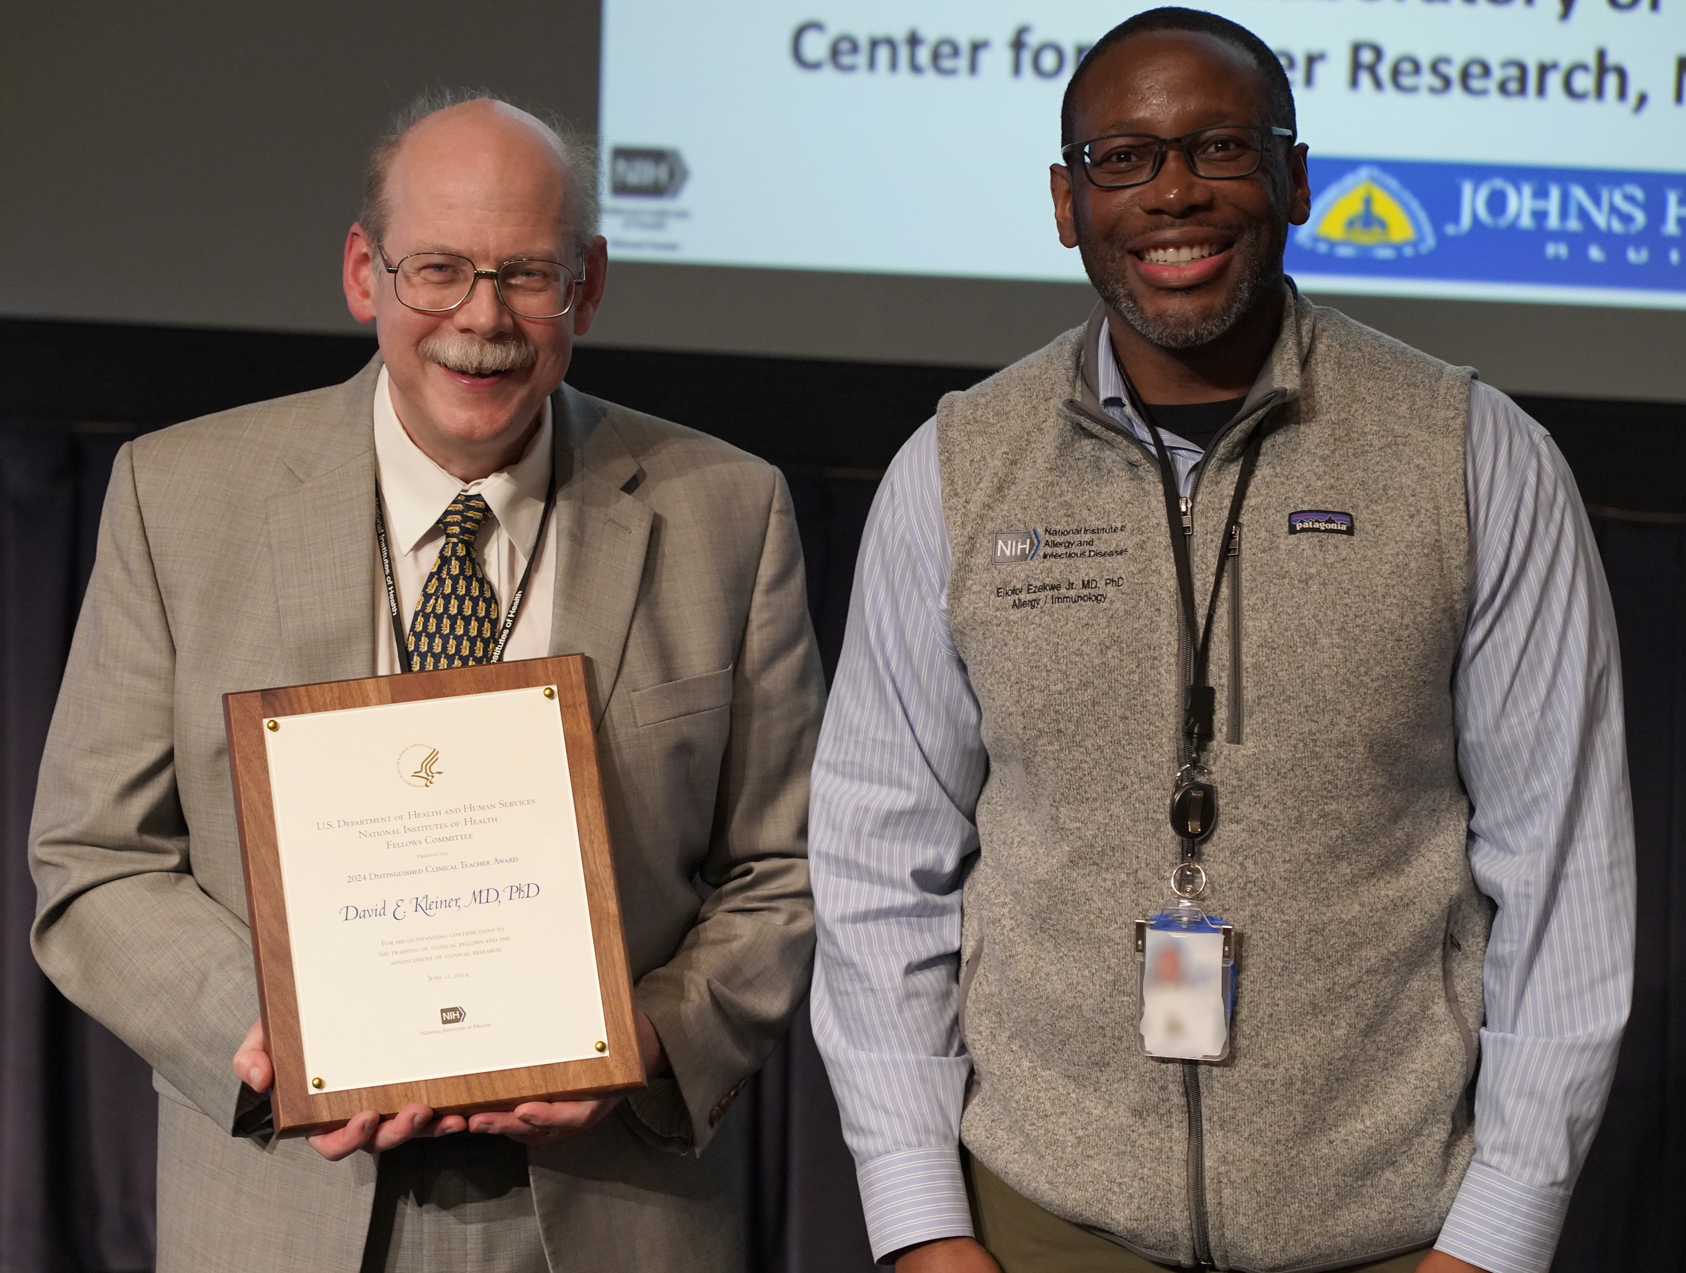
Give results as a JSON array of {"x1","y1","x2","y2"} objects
[{"x1": 371, "y1": 366, "x2": 557, "y2": 673}]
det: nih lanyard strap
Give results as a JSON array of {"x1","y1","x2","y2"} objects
[{"x1": 374, "y1": 470, "x2": 558, "y2": 672}]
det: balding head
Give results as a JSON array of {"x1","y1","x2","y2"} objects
[
  {"x1": 358, "y1": 92, "x2": 599, "y2": 260},
  {"x1": 341, "y1": 90, "x2": 609, "y2": 484}
]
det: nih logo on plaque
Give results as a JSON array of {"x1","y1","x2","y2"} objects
[
  {"x1": 439, "y1": 1006, "x2": 466, "y2": 1026},
  {"x1": 993, "y1": 529, "x2": 1042, "y2": 564}
]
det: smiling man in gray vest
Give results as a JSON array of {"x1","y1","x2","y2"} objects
[{"x1": 809, "y1": 9, "x2": 1633, "y2": 1273}]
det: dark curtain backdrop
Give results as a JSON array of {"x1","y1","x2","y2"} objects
[{"x1": 1, "y1": 323, "x2": 1682, "y2": 1271}]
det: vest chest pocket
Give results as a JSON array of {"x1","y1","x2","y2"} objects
[{"x1": 1256, "y1": 501, "x2": 1459, "y2": 740}]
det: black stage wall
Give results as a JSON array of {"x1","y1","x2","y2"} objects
[{"x1": 1, "y1": 317, "x2": 1681, "y2": 1271}]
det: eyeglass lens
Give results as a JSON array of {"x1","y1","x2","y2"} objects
[
  {"x1": 393, "y1": 253, "x2": 577, "y2": 318},
  {"x1": 1081, "y1": 127, "x2": 1267, "y2": 189}
]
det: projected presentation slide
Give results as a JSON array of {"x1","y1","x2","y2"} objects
[{"x1": 600, "y1": 1, "x2": 1686, "y2": 309}]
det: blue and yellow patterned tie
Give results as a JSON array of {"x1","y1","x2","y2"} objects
[{"x1": 407, "y1": 492, "x2": 500, "y2": 670}]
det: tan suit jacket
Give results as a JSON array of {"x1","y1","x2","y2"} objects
[{"x1": 29, "y1": 358, "x2": 825, "y2": 1271}]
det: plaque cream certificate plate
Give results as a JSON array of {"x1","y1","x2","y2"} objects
[{"x1": 225, "y1": 657, "x2": 643, "y2": 1135}]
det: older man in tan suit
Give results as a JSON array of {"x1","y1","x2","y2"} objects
[{"x1": 29, "y1": 93, "x2": 823, "y2": 1272}]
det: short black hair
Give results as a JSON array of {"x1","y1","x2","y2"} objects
[{"x1": 1060, "y1": 7, "x2": 1297, "y2": 148}]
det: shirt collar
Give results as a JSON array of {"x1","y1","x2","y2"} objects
[
  {"x1": 373, "y1": 365, "x2": 553, "y2": 559},
  {"x1": 1095, "y1": 320, "x2": 1197, "y2": 451},
  {"x1": 1093, "y1": 319, "x2": 1236, "y2": 458},
  {"x1": 1095, "y1": 320, "x2": 1133, "y2": 420}
]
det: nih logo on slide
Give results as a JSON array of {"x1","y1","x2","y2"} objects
[{"x1": 1288, "y1": 157, "x2": 1685, "y2": 303}]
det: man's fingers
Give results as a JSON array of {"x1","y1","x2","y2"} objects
[
  {"x1": 307, "y1": 1110, "x2": 379, "y2": 1162},
  {"x1": 370, "y1": 1104, "x2": 436, "y2": 1152},
  {"x1": 469, "y1": 1107, "x2": 526, "y2": 1135},
  {"x1": 467, "y1": 1097, "x2": 621, "y2": 1144},
  {"x1": 307, "y1": 1105, "x2": 445, "y2": 1161},
  {"x1": 231, "y1": 1018, "x2": 273, "y2": 1093},
  {"x1": 466, "y1": 1110, "x2": 539, "y2": 1138}
]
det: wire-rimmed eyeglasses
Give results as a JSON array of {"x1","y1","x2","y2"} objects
[
  {"x1": 1062, "y1": 125, "x2": 1296, "y2": 190},
  {"x1": 377, "y1": 247, "x2": 587, "y2": 320}
]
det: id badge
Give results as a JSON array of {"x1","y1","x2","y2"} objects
[{"x1": 1135, "y1": 906, "x2": 1236, "y2": 1062}]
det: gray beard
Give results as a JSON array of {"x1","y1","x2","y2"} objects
[{"x1": 1080, "y1": 237, "x2": 1283, "y2": 351}]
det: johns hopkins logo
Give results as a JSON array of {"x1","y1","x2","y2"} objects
[
  {"x1": 993, "y1": 529, "x2": 1042, "y2": 564},
  {"x1": 1297, "y1": 165, "x2": 1436, "y2": 260}
]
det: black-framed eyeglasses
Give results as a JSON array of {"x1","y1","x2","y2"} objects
[
  {"x1": 377, "y1": 247, "x2": 587, "y2": 319},
  {"x1": 1061, "y1": 125, "x2": 1295, "y2": 190}
]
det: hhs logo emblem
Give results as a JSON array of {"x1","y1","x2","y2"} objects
[
  {"x1": 1297, "y1": 165, "x2": 1436, "y2": 260},
  {"x1": 993, "y1": 529, "x2": 1042, "y2": 563}
]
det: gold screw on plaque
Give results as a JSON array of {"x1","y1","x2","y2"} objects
[
  {"x1": 543, "y1": 686, "x2": 556, "y2": 699},
  {"x1": 311, "y1": 1077, "x2": 324, "y2": 1089},
  {"x1": 266, "y1": 719, "x2": 279, "y2": 731},
  {"x1": 595, "y1": 1041, "x2": 607, "y2": 1053}
]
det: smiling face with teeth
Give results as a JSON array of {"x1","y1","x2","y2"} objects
[{"x1": 1053, "y1": 31, "x2": 1311, "y2": 392}]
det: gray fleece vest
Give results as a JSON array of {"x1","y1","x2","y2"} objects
[{"x1": 941, "y1": 292, "x2": 1488, "y2": 1273}]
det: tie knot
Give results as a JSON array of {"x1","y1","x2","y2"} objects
[{"x1": 439, "y1": 492, "x2": 491, "y2": 546}]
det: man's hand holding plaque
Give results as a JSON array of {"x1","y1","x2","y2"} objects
[{"x1": 233, "y1": 1006, "x2": 669, "y2": 1160}]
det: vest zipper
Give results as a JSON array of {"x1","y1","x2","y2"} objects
[
  {"x1": 1178, "y1": 425, "x2": 1260, "y2": 1269},
  {"x1": 1183, "y1": 1061, "x2": 1215, "y2": 1266},
  {"x1": 1060, "y1": 392, "x2": 1286, "y2": 1265},
  {"x1": 1226, "y1": 523, "x2": 1244, "y2": 745}
]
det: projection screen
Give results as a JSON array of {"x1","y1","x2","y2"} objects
[
  {"x1": 3, "y1": 0, "x2": 1682, "y2": 401},
  {"x1": 591, "y1": 0, "x2": 1686, "y2": 395}
]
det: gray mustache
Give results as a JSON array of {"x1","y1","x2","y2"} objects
[{"x1": 418, "y1": 332, "x2": 539, "y2": 375}]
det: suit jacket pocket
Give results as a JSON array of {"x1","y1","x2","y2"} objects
[{"x1": 631, "y1": 666, "x2": 735, "y2": 728}]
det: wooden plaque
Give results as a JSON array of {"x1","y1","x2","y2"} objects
[{"x1": 225, "y1": 656, "x2": 643, "y2": 1136}]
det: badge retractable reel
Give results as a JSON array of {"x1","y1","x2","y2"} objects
[{"x1": 1132, "y1": 408, "x2": 1265, "y2": 1064}]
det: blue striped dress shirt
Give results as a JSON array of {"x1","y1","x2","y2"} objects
[{"x1": 809, "y1": 322, "x2": 1635, "y2": 1273}]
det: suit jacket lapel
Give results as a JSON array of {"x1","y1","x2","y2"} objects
[
  {"x1": 266, "y1": 357, "x2": 383, "y2": 687},
  {"x1": 548, "y1": 383, "x2": 652, "y2": 725}
]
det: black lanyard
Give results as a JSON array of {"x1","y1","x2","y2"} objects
[
  {"x1": 1140, "y1": 417, "x2": 1264, "y2": 762},
  {"x1": 374, "y1": 471, "x2": 558, "y2": 672},
  {"x1": 1116, "y1": 371, "x2": 1267, "y2": 880}
]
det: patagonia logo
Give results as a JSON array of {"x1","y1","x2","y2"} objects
[
  {"x1": 1288, "y1": 510, "x2": 1355, "y2": 536},
  {"x1": 993, "y1": 529, "x2": 1041, "y2": 563}
]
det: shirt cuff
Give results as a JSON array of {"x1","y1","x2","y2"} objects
[
  {"x1": 857, "y1": 1147, "x2": 974, "y2": 1263},
  {"x1": 1436, "y1": 1160, "x2": 1572, "y2": 1273}
]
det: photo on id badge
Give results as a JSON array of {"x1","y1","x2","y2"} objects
[{"x1": 1137, "y1": 916, "x2": 1233, "y2": 1062}]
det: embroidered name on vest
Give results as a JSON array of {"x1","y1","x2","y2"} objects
[
  {"x1": 993, "y1": 529, "x2": 1042, "y2": 563},
  {"x1": 1288, "y1": 510, "x2": 1355, "y2": 536}
]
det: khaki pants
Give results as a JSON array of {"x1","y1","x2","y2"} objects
[{"x1": 966, "y1": 1156, "x2": 1431, "y2": 1273}]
